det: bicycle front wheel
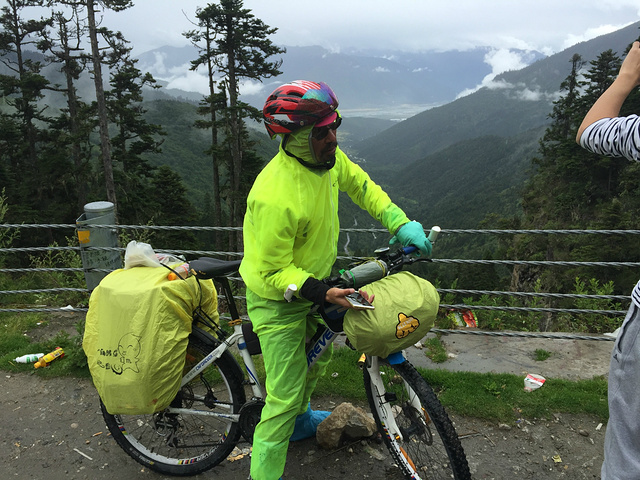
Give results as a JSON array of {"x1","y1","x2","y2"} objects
[
  {"x1": 101, "y1": 328, "x2": 246, "y2": 476},
  {"x1": 364, "y1": 356, "x2": 470, "y2": 480}
]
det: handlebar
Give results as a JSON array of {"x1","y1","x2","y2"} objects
[
  {"x1": 401, "y1": 225, "x2": 441, "y2": 255},
  {"x1": 323, "y1": 225, "x2": 440, "y2": 289}
]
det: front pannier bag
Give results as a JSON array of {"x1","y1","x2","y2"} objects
[
  {"x1": 83, "y1": 266, "x2": 218, "y2": 414},
  {"x1": 343, "y1": 271, "x2": 439, "y2": 358}
]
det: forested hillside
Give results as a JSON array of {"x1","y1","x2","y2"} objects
[
  {"x1": 345, "y1": 21, "x2": 640, "y2": 239},
  {"x1": 387, "y1": 127, "x2": 546, "y2": 229},
  {"x1": 2, "y1": 0, "x2": 640, "y2": 300},
  {"x1": 355, "y1": 21, "x2": 640, "y2": 168}
]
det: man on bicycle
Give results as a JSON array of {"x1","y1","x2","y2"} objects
[{"x1": 239, "y1": 80, "x2": 432, "y2": 480}]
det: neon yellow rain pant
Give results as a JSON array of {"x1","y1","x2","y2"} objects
[{"x1": 247, "y1": 289, "x2": 333, "y2": 480}]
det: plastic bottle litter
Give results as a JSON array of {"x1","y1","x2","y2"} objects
[
  {"x1": 167, "y1": 263, "x2": 190, "y2": 281},
  {"x1": 34, "y1": 347, "x2": 65, "y2": 368},
  {"x1": 14, "y1": 353, "x2": 44, "y2": 363}
]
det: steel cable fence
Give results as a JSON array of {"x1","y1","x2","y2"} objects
[{"x1": 0, "y1": 223, "x2": 636, "y2": 341}]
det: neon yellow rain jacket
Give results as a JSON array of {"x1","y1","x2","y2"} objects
[{"x1": 240, "y1": 128, "x2": 409, "y2": 301}]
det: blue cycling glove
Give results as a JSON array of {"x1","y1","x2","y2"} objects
[{"x1": 389, "y1": 220, "x2": 432, "y2": 257}]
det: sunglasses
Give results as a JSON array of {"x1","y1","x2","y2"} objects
[{"x1": 311, "y1": 117, "x2": 342, "y2": 140}]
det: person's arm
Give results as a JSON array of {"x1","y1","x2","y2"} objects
[
  {"x1": 576, "y1": 41, "x2": 640, "y2": 142},
  {"x1": 336, "y1": 151, "x2": 432, "y2": 256}
]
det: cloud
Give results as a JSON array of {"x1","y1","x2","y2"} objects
[
  {"x1": 513, "y1": 87, "x2": 558, "y2": 102},
  {"x1": 98, "y1": 0, "x2": 640, "y2": 59},
  {"x1": 239, "y1": 81, "x2": 267, "y2": 97},
  {"x1": 456, "y1": 48, "x2": 530, "y2": 98},
  {"x1": 165, "y1": 70, "x2": 209, "y2": 94},
  {"x1": 485, "y1": 49, "x2": 530, "y2": 75},
  {"x1": 149, "y1": 52, "x2": 169, "y2": 76},
  {"x1": 561, "y1": 22, "x2": 635, "y2": 51}
]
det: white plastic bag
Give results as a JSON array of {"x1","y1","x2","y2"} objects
[{"x1": 124, "y1": 241, "x2": 162, "y2": 269}]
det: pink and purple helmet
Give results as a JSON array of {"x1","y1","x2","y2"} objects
[{"x1": 263, "y1": 80, "x2": 339, "y2": 138}]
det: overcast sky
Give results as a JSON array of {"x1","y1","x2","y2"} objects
[{"x1": 101, "y1": 0, "x2": 639, "y2": 57}]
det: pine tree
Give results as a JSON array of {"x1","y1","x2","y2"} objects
[
  {"x1": 185, "y1": 0, "x2": 284, "y2": 250},
  {"x1": 102, "y1": 31, "x2": 166, "y2": 224},
  {"x1": 83, "y1": 0, "x2": 133, "y2": 218},
  {"x1": 516, "y1": 46, "x2": 640, "y2": 309},
  {"x1": 0, "y1": 0, "x2": 52, "y2": 222},
  {"x1": 39, "y1": 4, "x2": 94, "y2": 212},
  {"x1": 185, "y1": 15, "x2": 228, "y2": 246}
]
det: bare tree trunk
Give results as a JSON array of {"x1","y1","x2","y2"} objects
[
  {"x1": 225, "y1": 34, "x2": 242, "y2": 252},
  {"x1": 205, "y1": 28, "x2": 222, "y2": 247},
  {"x1": 86, "y1": 0, "x2": 117, "y2": 216}
]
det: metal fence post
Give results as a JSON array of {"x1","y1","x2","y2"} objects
[{"x1": 76, "y1": 201, "x2": 122, "y2": 290}]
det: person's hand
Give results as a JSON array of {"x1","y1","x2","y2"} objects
[
  {"x1": 325, "y1": 287, "x2": 375, "y2": 309},
  {"x1": 389, "y1": 220, "x2": 433, "y2": 257},
  {"x1": 618, "y1": 41, "x2": 640, "y2": 89}
]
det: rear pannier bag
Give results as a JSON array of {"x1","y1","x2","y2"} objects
[
  {"x1": 83, "y1": 266, "x2": 218, "y2": 414},
  {"x1": 343, "y1": 271, "x2": 439, "y2": 358}
]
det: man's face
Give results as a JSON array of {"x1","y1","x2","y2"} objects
[{"x1": 310, "y1": 118, "x2": 341, "y2": 165}]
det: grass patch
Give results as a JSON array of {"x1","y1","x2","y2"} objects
[
  {"x1": 0, "y1": 313, "x2": 89, "y2": 377},
  {"x1": 421, "y1": 368, "x2": 609, "y2": 422},
  {"x1": 535, "y1": 348, "x2": 552, "y2": 361},
  {"x1": 314, "y1": 347, "x2": 609, "y2": 423},
  {"x1": 424, "y1": 337, "x2": 448, "y2": 363},
  {"x1": 314, "y1": 347, "x2": 367, "y2": 402},
  {"x1": 1, "y1": 316, "x2": 610, "y2": 425}
]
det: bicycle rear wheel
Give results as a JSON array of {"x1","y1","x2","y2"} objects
[
  {"x1": 101, "y1": 327, "x2": 246, "y2": 476},
  {"x1": 363, "y1": 356, "x2": 470, "y2": 480}
]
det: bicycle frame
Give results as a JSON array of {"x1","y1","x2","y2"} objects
[
  {"x1": 170, "y1": 312, "x2": 347, "y2": 424},
  {"x1": 164, "y1": 321, "x2": 263, "y2": 422}
]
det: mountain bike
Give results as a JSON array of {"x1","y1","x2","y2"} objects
[{"x1": 99, "y1": 228, "x2": 471, "y2": 479}]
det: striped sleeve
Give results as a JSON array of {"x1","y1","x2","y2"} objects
[
  {"x1": 579, "y1": 115, "x2": 640, "y2": 162},
  {"x1": 632, "y1": 279, "x2": 640, "y2": 309}
]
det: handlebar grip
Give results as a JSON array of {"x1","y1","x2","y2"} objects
[
  {"x1": 428, "y1": 226, "x2": 441, "y2": 243},
  {"x1": 401, "y1": 245, "x2": 418, "y2": 255}
]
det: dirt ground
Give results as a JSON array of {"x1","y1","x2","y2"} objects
[{"x1": 1, "y1": 313, "x2": 606, "y2": 479}]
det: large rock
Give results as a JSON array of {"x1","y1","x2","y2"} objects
[{"x1": 316, "y1": 402, "x2": 377, "y2": 449}]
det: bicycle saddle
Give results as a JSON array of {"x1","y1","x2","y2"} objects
[{"x1": 189, "y1": 257, "x2": 242, "y2": 279}]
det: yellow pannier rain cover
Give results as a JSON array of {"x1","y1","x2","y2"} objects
[
  {"x1": 83, "y1": 266, "x2": 218, "y2": 415},
  {"x1": 343, "y1": 272, "x2": 439, "y2": 358}
]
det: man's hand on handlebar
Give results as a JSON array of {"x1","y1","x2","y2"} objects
[
  {"x1": 389, "y1": 220, "x2": 433, "y2": 257},
  {"x1": 325, "y1": 287, "x2": 375, "y2": 309}
]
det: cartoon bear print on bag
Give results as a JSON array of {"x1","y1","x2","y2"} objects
[
  {"x1": 96, "y1": 332, "x2": 142, "y2": 375},
  {"x1": 396, "y1": 312, "x2": 420, "y2": 339}
]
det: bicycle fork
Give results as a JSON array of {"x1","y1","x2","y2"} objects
[{"x1": 365, "y1": 356, "x2": 406, "y2": 443}]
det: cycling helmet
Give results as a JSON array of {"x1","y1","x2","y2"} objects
[{"x1": 263, "y1": 80, "x2": 339, "y2": 138}]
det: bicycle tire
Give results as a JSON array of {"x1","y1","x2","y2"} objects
[
  {"x1": 101, "y1": 327, "x2": 246, "y2": 476},
  {"x1": 363, "y1": 357, "x2": 471, "y2": 480}
]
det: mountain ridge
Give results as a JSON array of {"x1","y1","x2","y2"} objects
[
  {"x1": 354, "y1": 21, "x2": 640, "y2": 168},
  {"x1": 136, "y1": 44, "x2": 545, "y2": 117}
]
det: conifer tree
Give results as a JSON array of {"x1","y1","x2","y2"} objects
[
  {"x1": 185, "y1": 0, "x2": 284, "y2": 250},
  {"x1": 0, "y1": 0, "x2": 52, "y2": 222},
  {"x1": 84, "y1": 0, "x2": 132, "y2": 217},
  {"x1": 185, "y1": 18, "x2": 228, "y2": 247},
  {"x1": 516, "y1": 47, "x2": 640, "y2": 309},
  {"x1": 102, "y1": 31, "x2": 166, "y2": 224},
  {"x1": 39, "y1": 4, "x2": 94, "y2": 212}
]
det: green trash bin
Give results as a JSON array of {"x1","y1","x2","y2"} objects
[{"x1": 76, "y1": 201, "x2": 122, "y2": 290}]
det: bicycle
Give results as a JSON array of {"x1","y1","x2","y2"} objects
[{"x1": 99, "y1": 228, "x2": 471, "y2": 479}]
